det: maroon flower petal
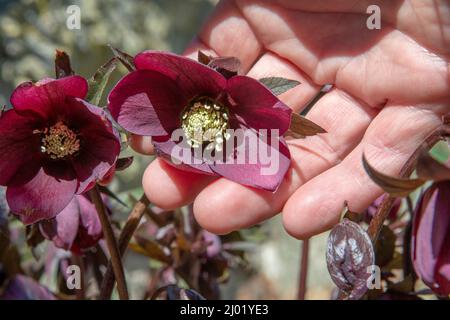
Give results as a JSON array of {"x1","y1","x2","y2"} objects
[
  {"x1": 108, "y1": 70, "x2": 186, "y2": 136},
  {"x1": 227, "y1": 76, "x2": 292, "y2": 135},
  {"x1": 42, "y1": 159, "x2": 77, "y2": 182},
  {"x1": 210, "y1": 131, "x2": 291, "y2": 191},
  {"x1": 0, "y1": 109, "x2": 42, "y2": 186},
  {"x1": 412, "y1": 182, "x2": 450, "y2": 295},
  {"x1": 10, "y1": 76, "x2": 88, "y2": 118},
  {"x1": 153, "y1": 136, "x2": 215, "y2": 175},
  {"x1": 61, "y1": 98, "x2": 113, "y2": 134},
  {"x1": 70, "y1": 196, "x2": 103, "y2": 253},
  {"x1": 77, "y1": 194, "x2": 102, "y2": 240},
  {"x1": 39, "y1": 197, "x2": 80, "y2": 250},
  {"x1": 134, "y1": 51, "x2": 226, "y2": 99},
  {"x1": 72, "y1": 133, "x2": 120, "y2": 193},
  {"x1": 62, "y1": 98, "x2": 120, "y2": 191},
  {"x1": 435, "y1": 233, "x2": 450, "y2": 295},
  {"x1": 6, "y1": 168, "x2": 77, "y2": 224}
]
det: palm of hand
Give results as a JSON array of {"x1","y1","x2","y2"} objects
[{"x1": 138, "y1": 0, "x2": 449, "y2": 238}]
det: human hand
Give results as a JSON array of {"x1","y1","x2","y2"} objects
[{"x1": 134, "y1": 0, "x2": 449, "y2": 239}]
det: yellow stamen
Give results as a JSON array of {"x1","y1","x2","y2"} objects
[
  {"x1": 181, "y1": 97, "x2": 229, "y2": 150},
  {"x1": 41, "y1": 121, "x2": 80, "y2": 159}
]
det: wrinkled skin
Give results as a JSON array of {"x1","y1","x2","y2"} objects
[{"x1": 136, "y1": 0, "x2": 450, "y2": 239}]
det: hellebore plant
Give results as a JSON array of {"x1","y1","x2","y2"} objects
[
  {"x1": 0, "y1": 76, "x2": 120, "y2": 224},
  {"x1": 108, "y1": 51, "x2": 297, "y2": 191},
  {"x1": 1, "y1": 46, "x2": 448, "y2": 302}
]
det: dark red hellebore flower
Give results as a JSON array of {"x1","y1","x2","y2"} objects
[
  {"x1": 108, "y1": 51, "x2": 292, "y2": 191},
  {"x1": 0, "y1": 76, "x2": 120, "y2": 224}
]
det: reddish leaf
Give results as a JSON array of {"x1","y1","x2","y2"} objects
[
  {"x1": 108, "y1": 45, "x2": 135, "y2": 72},
  {"x1": 131, "y1": 235, "x2": 172, "y2": 264},
  {"x1": 54, "y1": 50, "x2": 74, "y2": 78},
  {"x1": 288, "y1": 113, "x2": 327, "y2": 138},
  {"x1": 259, "y1": 77, "x2": 300, "y2": 96},
  {"x1": 197, "y1": 51, "x2": 212, "y2": 65},
  {"x1": 363, "y1": 155, "x2": 425, "y2": 197},
  {"x1": 198, "y1": 51, "x2": 240, "y2": 78},
  {"x1": 115, "y1": 156, "x2": 134, "y2": 171}
]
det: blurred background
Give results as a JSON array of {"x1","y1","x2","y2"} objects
[{"x1": 0, "y1": 0, "x2": 335, "y2": 299}]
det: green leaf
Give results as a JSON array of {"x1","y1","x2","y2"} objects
[
  {"x1": 86, "y1": 58, "x2": 118, "y2": 105},
  {"x1": 108, "y1": 45, "x2": 135, "y2": 72},
  {"x1": 362, "y1": 155, "x2": 425, "y2": 197},
  {"x1": 54, "y1": 50, "x2": 74, "y2": 78},
  {"x1": 429, "y1": 140, "x2": 450, "y2": 163},
  {"x1": 259, "y1": 77, "x2": 300, "y2": 95}
]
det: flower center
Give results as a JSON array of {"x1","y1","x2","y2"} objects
[
  {"x1": 181, "y1": 97, "x2": 230, "y2": 151},
  {"x1": 40, "y1": 121, "x2": 80, "y2": 159}
]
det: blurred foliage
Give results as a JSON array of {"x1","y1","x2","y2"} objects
[{"x1": 0, "y1": 0, "x2": 216, "y2": 105}]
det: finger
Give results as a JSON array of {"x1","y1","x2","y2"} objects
[
  {"x1": 184, "y1": 0, "x2": 263, "y2": 72},
  {"x1": 129, "y1": 134, "x2": 155, "y2": 155},
  {"x1": 142, "y1": 158, "x2": 215, "y2": 210},
  {"x1": 236, "y1": 1, "x2": 449, "y2": 106},
  {"x1": 282, "y1": 103, "x2": 445, "y2": 239},
  {"x1": 245, "y1": 52, "x2": 320, "y2": 112},
  {"x1": 192, "y1": 89, "x2": 376, "y2": 234}
]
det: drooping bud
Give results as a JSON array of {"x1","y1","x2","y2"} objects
[{"x1": 326, "y1": 219, "x2": 375, "y2": 300}]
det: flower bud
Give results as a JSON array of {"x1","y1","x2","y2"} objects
[{"x1": 326, "y1": 219, "x2": 375, "y2": 299}]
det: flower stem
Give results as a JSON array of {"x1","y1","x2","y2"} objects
[
  {"x1": 297, "y1": 238, "x2": 309, "y2": 300},
  {"x1": 99, "y1": 193, "x2": 150, "y2": 300},
  {"x1": 89, "y1": 185, "x2": 129, "y2": 300}
]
